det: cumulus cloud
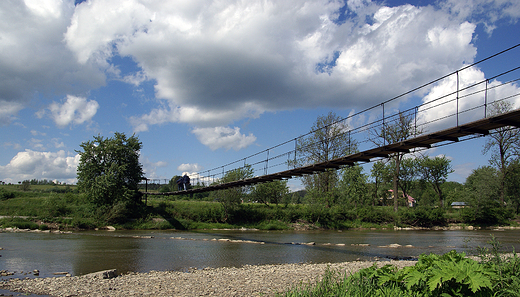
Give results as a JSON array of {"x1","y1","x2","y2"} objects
[
  {"x1": 418, "y1": 66, "x2": 520, "y2": 132},
  {"x1": 0, "y1": 0, "x2": 106, "y2": 125},
  {"x1": 192, "y1": 126, "x2": 257, "y2": 151},
  {"x1": 140, "y1": 156, "x2": 168, "y2": 179},
  {"x1": 64, "y1": 0, "x2": 491, "y2": 131},
  {"x1": 0, "y1": 150, "x2": 79, "y2": 184},
  {"x1": 177, "y1": 163, "x2": 203, "y2": 173},
  {"x1": 2, "y1": 0, "x2": 519, "y2": 149},
  {"x1": 44, "y1": 95, "x2": 99, "y2": 128}
]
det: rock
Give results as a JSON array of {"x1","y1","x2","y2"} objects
[{"x1": 85, "y1": 269, "x2": 118, "y2": 279}]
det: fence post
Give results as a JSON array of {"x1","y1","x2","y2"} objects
[
  {"x1": 265, "y1": 149, "x2": 270, "y2": 175},
  {"x1": 484, "y1": 79, "x2": 488, "y2": 118},
  {"x1": 456, "y1": 70, "x2": 459, "y2": 126},
  {"x1": 382, "y1": 103, "x2": 386, "y2": 145}
]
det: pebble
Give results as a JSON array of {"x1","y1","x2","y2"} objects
[{"x1": 0, "y1": 261, "x2": 416, "y2": 297}]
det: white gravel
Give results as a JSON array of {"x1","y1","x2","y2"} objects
[{"x1": 1, "y1": 260, "x2": 416, "y2": 297}]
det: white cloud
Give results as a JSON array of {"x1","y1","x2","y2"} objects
[
  {"x1": 418, "y1": 66, "x2": 520, "y2": 132},
  {"x1": 0, "y1": 1, "x2": 106, "y2": 124},
  {"x1": 192, "y1": 126, "x2": 257, "y2": 151},
  {"x1": 2, "y1": 0, "x2": 519, "y2": 150},
  {"x1": 452, "y1": 162, "x2": 476, "y2": 183},
  {"x1": 65, "y1": 0, "x2": 490, "y2": 130},
  {"x1": 140, "y1": 156, "x2": 168, "y2": 179},
  {"x1": 177, "y1": 163, "x2": 203, "y2": 173},
  {"x1": 0, "y1": 101, "x2": 24, "y2": 126},
  {"x1": 46, "y1": 95, "x2": 99, "y2": 128},
  {"x1": 0, "y1": 150, "x2": 79, "y2": 184}
]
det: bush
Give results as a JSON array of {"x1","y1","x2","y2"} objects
[
  {"x1": 398, "y1": 206, "x2": 446, "y2": 227},
  {"x1": 0, "y1": 217, "x2": 39, "y2": 230},
  {"x1": 0, "y1": 188, "x2": 15, "y2": 200}
]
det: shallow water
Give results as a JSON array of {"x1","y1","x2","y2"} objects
[{"x1": 1, "y1": 228, "x2": 519, "y2": 279}]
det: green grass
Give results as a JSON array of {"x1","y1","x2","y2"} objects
[{"x1": 1, "y1": 185, "x2": 517, "y2": 231}]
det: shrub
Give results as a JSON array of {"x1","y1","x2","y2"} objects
[{"x1": 0, "y1": 188, "x2": 15, "y2": 200}]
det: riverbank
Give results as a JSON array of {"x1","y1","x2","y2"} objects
[{"x1": 1, "y1": 260, "x2": 417, "y2": 297}]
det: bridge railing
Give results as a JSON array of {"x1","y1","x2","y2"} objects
[{"x1": 153, "y1": 44, "x2": 520, "y2": 190}]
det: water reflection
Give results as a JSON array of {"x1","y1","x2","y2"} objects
[
  {"x1": 73, "y1": 234, "x2": 143, "y2": 276},
  {"x1": 1, "y1": 229, "x2": 519, "y2": 279}
]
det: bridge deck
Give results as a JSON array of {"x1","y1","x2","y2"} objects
[{"x1": 144, "y1": 109, "x2": 520, "y2": 196}]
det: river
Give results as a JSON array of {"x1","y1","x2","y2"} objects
[{"x1": 2, "y1": 228, "x2": 520, "y2": 281}]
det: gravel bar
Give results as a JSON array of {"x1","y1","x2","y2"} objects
[{"x1": 0, "y1": 260, "x2": 416, "y2": 297}]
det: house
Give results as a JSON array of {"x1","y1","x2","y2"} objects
[
  {"x1": 451, "y1": 202, "x2": 469, "y2": 209},
  {"x1": 387, "y1": 189, "x2": 416, "y2": 207}
]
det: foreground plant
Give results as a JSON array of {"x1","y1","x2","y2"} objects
[{"x1": 279, "y1": 238, "x2": 520, "y2": 297}]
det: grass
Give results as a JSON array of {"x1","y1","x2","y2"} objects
[{"x1": 1, "y1": 185, "x2": 518, "y2": 231}]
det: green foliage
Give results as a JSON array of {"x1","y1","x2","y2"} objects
[
  {"x1": 0, "y1": 188, "x2": 15, "y2": 200},
  {"x1": 339, "y1": 165, "x2": 369, "y2": 207},
  {"x1": 398, "y1": 206, "x2": 446, "y2": 227},
  {"x1": 0, "y1": 217, "x2": 39, "y2": 230},
  {"x1": 290, "y1": 112, "x2": 358, "y2": 207},
  {"x1": 76, "y1": 132, "x2": 144, "y2": 208},
  {"x1": 505, "y1": 160, "x2": 520, "y2": 214},
  {"x1": 461, "y1": 166, "x2": 514, "y2": 225},
  {"x1": 418, "y1": 155, "x2": 454, "y2": 208},
  {"x1": 280, "y1": 248, "x2": 519, "y2": 297},
  {"x1": 252, "y1": 180, "x2": 290, "y2": 205},
  {"x1": 399, "y1": 251, "x2": 496, "y2": 296},
  {"x1": 209, "y1": 165, "x2": 254, "y2": 219}
]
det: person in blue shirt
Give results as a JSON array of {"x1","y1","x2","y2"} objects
[{"x1": 181, "y1": 174, "x2": 190, "y2": 191}]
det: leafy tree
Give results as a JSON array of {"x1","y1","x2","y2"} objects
[
  {"x1": 291, "y1": 111, "x2": 358, "y2": 207},
  {"x1": 210, "y1": 165, "x2": 254, "y2": 220},
  {"x1": 76, "y1": 132, "x2": 144, "y2": 208},
  {"x1": 19, "y1": 180, "x2": 31, "y2": 192},
  {"x1": 462, "y1": 166, "x2": 512, "y2": 224},
  {"x1": 252, "y1": 180, "x2": 289, "y2": 206},
  {"x1": 418, "y1": 155, "x2": 453, "y2": 208},
  {"x1": 371, "y1": 111, "x2": 419, "y2": 211},
  {"x1": 169, "y1": 175, "x2": 182, "y2": 192},
  {"x1": 505, "y1": 159, "x2": 520, "y2": 214},
  {"x1": 370, "y1": 160, "x2": 388, "y2": 206},
  {"x1": 483, "y1": 100, "x2": 519, "y2": 205},
  {"x1": 339, "y1": 165, "x2": 369, "y2": 207}
]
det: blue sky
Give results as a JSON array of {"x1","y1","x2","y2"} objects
[{"x1": 1, "y1": 0, "x2": 520, "y2": 189}]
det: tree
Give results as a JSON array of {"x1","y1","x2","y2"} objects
[
  {"x1": 339, "y1": 165, "x2": 369, "y2": 207},
  {"x1": 418, "y1": 155, "x2": 453, "y2": 208},
  {"x1": 252, "y1": 180, "x2": 289, "y2": 206},
  {"x1": 210, "y1": 165, "x2": 254, "y2": 219},
  {"x1": 482, "y1": 100, "x2": 519, "y2": 205},
  {"x1": 370, "y1": 160, "x2": 389, "y2": 206},
  {"x1": 462, "y1": 166, "x2": 509, "y2": 225},
  {"x1": 505, "y1": 159, "x2": 520, "y2": 214},
  {"x1": 77, "y1": 132, "x2": 144, "y2": 207},
  {"x1": 371, "y1": 111, "x2": 419, "y2": 211},
  {"x1": 291, "y1": 111, "x2": 358, "y2": 207}
]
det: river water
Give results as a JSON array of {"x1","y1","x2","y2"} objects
[{"x1": 1, "y1": 229, "x2": 520, "y2": 280}]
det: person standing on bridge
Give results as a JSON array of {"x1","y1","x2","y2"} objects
[
  {"x1": 181, "y1": 174, "x2": 190, "y2": 191},
  {"x1": 176, "y1": 177, "x2": 183, "y2": 191}
]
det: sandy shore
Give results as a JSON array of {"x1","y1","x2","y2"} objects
[{"x1": 1, "y1": 260, "x2": 416, "y2": 297}]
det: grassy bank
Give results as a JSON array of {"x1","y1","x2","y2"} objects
[{"x1": 0, "y1": 185, "x2": 518, "y2": 231}]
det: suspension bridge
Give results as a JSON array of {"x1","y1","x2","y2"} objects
[{"x1": 142, "y1": 43, "x2": 520, "y2": 196}]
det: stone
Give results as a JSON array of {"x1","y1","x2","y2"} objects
[{"x1": 85, "y1": 269, "x2": 118, "y2": 279}]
